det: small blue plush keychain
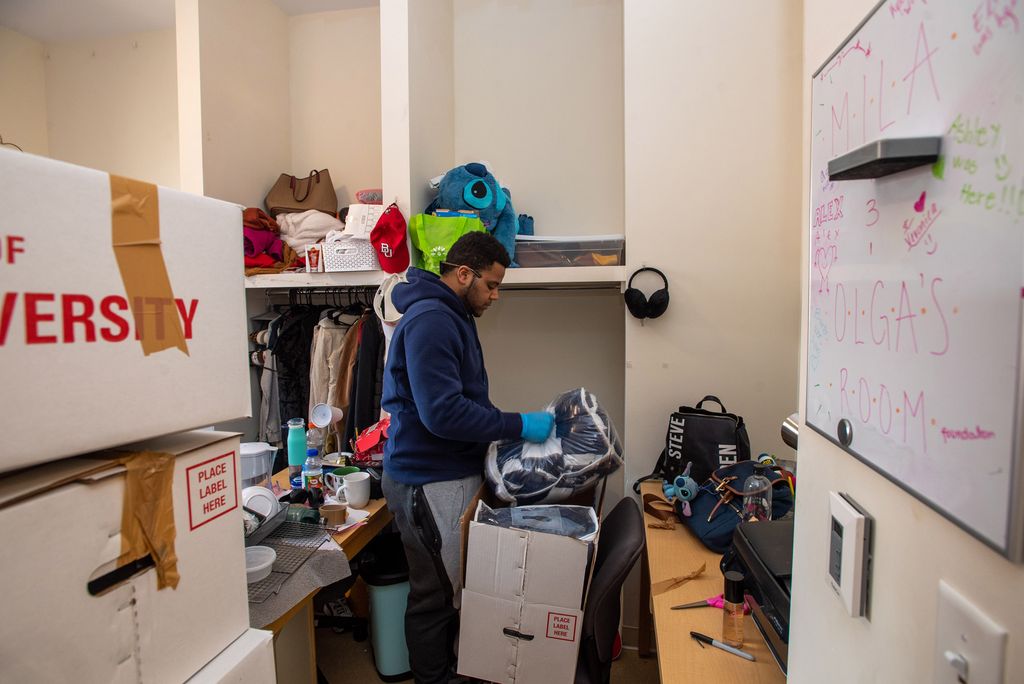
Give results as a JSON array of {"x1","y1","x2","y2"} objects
[{"x1": 662, "y1": 462, "x2": 698, "y2": 517}]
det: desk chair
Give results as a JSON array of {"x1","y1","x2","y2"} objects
[{"x1": 575, "y1": 498, "x2": 644, "y2": 684}]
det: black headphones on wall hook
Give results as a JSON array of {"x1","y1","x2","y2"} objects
[{"x1": 624, "y1": 266, "x2": 670, "y2": 322}]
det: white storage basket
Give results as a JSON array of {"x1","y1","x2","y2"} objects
[{"x1": 322, "y1": 239, "x2": 381, "y2": 272}]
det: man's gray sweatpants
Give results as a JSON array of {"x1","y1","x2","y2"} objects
[{"x1": 382, "y1": 471, "x2": 481, "y2": 684}]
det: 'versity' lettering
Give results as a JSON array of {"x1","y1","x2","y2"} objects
[
  {"x1": 0, "y1": 293, "x2": 199, "y2": 347},
  {"x1": 61, "y1": 294, "x2": 96, "y2": 343},
  {"x1": 0, "y1": 292, "x2": 16, "y2": 345},
  {"x1": 100, "y1": 296, "x2": 130, "y2": 342},
  {"x1": 24, "y1": 293, "x2": 57, "y2": 344},
  {"x1": 176, "y1": 298, "x2": 199, "y2": 339}
]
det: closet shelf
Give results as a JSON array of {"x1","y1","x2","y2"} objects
[
  {"x1": 243, "y1": 266, "x2": 625, "y2": 290},
  {"x1": 244, "y1": 272, "x2": 387, "y2": 289}
]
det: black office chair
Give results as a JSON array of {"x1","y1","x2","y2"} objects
[{"x1": 575, "y1": 497, "x2": 645, "y2": 684}]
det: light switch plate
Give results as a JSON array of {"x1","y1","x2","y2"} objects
[{"x1": 934, "y1": 581, "x2": 1007, "y2": 683}]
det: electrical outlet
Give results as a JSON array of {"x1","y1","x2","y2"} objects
[{"x1": 934, "y1": 581, "x2": 1007, "y2": 683}]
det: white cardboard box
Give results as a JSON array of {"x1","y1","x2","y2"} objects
[
  {"x1": 457, "y1": 503, "x2": 599, "y2": 684},
  {"x1": 187, "y1": 629, "x2": 276, "y2": 683},
  {"x1": 0, "y1": 430, "x2": 250, "y2": 683},
  {"x1": 0, "y1": 149, "x2": 250, "y2": 473}
]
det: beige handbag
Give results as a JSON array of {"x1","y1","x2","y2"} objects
[{"x1": 264, "y1": 169, "x2": 337, "y2": 216}]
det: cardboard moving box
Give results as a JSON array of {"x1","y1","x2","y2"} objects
[
  {"x1": 187, "y1": 629, "x2": 276, "y2": 683},
  {"x1": 0, "y1": 431, "x2": 249, "y2": 683},
  {"x1": 0, "y1": 149, "x2": 250, "y2": 473},
  {"x1": 458, "y1": 503, "x2": 599, "y2": 684}
]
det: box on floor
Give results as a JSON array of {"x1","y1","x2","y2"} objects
[
  {"x1": 187, "y1": 629, "x2": 276, "y2": 683},
  {"x1": 0, "y1": 431, "x2": 249, "y2": 683},
  {"x1": 458, "y1": 502, "x2": 600, "y2": 684},
  {"x1": 0, "y1": 148, "x2": 250, "y2": 474}
]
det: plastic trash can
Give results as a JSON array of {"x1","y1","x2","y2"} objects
[{"x1": 362, "y1": 534, "x2": 412, "y2": 682}]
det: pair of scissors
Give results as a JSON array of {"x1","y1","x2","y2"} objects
[{"x1": 670, "y1": 594, "x2": 751, "y2": 614}]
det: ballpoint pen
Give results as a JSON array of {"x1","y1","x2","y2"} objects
[{"x1": 689, "y1": 631, "x2": 756, "y2": 661}]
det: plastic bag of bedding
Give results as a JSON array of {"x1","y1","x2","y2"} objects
[{"x1": 485, "y1": 387, "x2": 623, "y2": 505}]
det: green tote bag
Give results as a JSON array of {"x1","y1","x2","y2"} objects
[{"x1": 408, "y1": 214, "x2": 486, "y2": 274}]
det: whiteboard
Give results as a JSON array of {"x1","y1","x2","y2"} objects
[{"x1": 807, "y1": 0, "x2": 1024, "y2": 556}]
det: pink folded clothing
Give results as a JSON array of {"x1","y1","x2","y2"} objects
[{"x1": 243, "y1": 226, "x2": 284, "y2": 261}]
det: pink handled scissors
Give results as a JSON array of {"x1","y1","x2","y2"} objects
[{"x1": 670, "y1": 594, "x2": 751, "y2": 614}]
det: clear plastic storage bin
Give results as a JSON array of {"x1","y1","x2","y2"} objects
[{"x1": 513, "y1": 235, "x2": 624, "y2": 267}]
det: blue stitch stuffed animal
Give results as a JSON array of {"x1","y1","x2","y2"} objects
[{"x1": 426, "y1": 162, "x2": 523, "y2": 265}]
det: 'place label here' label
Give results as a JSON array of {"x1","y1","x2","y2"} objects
[
  {"x1": 546, "y1": 612, "x2": 577, "y2": 642},
  {"x1": 186, "y1": 451, "x2": 239, "y2": 531}
]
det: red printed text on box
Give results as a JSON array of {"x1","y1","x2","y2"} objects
[{"x1": 186, "y1": 451, "x2": 239, "y2": 531}]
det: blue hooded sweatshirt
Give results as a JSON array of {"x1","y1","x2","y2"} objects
[{"x1": 382, "y1": 268, "x2": 523, "y2": 485}]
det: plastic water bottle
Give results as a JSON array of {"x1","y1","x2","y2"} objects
[
  {"x1": 286, "y1": 418, "x2": 307, "y2": 489},
  {"x1": 306, "y1": 424, "x2": 324, "y2": 459},
  {"x1": 741, "y1": 471, "x2": 773, "y2": 521},
  {"x1": 302, "y1": 448, "x2": 323, "y2": 491}
]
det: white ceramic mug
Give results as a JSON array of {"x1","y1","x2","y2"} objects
[{"x1": 336, "y1": 471, "x2": 371, "y2": 509}]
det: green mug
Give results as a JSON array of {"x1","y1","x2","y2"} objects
[{"x1": 325, "y1": 466, "x2": 360, "y2": 493}]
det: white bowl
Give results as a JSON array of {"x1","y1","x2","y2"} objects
[{"x1": 245, "y1": 546, "x2": 276, "y2": 584}]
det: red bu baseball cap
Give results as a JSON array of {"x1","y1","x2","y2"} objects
[{"x1": 370, "y1": 203, "x2": 410, "y2": 273}]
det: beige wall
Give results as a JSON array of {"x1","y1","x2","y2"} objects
[
  {"x1": 196, "y1": 0, "x2": 290, "y2": 207},
  {"x1": 452, "y1": 0, "x2": 623, "y2": 236},
  {"x1": 290, "y1": 8, "x2": 382, "y2": 208},
  {"x1": 477, "y1": 289, "x2": 627, "y2": 505},
  {"x1": 0, "y1": 26, "x2": 49, "y2": 156},
  {"x1": 788, "y1": 1, "x2": 1024, "y2": 681},
  {"x1": 621, "y1": 0, "x2": 803, "y2": 643},
  {"x1": 622, "y1": 3, "x2": 802, "y2": 501},
  {"x1": 44, "y1": 28, "x2": 179, "y2": 188},
  {"x1": 175, "y1": 0, "x2": 203, "y2": 194}
]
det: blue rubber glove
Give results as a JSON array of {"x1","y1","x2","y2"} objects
[{"x1": 520, "y1": 411, "x2": 555, "y2": 443}]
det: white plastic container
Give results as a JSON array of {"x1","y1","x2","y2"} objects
[
  {"x1": 240, "y1": 442, "x2": 278, "y2": 490},
  {"x1": 245, "y1": 546, "x2": 277, "y2": 584}
]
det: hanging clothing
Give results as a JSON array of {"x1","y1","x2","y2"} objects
[
  {"x1": 271, "y1": 306, "x2": 321, "y2": 426},
  {"x1": 258, "y1": 350, "x2": 280, "y2": 443},
  {"x1": 343, "y1": 314, "x2": 385, "y2": 447},
  {"x1": 308, "y1": 315, "x2": 359, "y2": 419}
]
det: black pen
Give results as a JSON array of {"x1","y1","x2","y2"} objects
[{"x1": 689, "y1": 631, "x2": 755, "y2": 661}]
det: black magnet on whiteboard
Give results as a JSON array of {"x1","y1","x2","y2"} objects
[
  {"x1": 837, "y1": 418, "x2": 853, "y2": 447},
  {"x1": 828, "y1": 137, "x2": 941, "y2": 181}
]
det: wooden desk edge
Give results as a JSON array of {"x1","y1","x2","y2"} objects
[{"x1": 638, "y1": 482, "x2": 786, "y2": 683}]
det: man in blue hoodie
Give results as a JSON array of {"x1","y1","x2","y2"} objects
[{"x1": 381, "y1": 231, "x2": 554, "y2": 683}]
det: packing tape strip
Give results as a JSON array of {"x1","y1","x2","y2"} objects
[
  {"x1": 118, "y1": 450, "x2": 179, "y2": 590},
  {"x1": 110, "y1": 174, "x2": 189, "y2": 356}
]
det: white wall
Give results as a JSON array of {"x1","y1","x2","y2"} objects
[
  {"x1": 452, "y1": 0, "x2": 623, "y2": 236},
  {"x1": 197, "y1": 0, "x2": 290, "y2": 207},
  {"x1": 380, "y1": 0, "x2": 454, "y2": 220},
  {"x1": 622, "y1": 0, "x2": 803, "y2": 644},
  {"x1": 44, "y1": 28, "x2": 180, "y2": 188},
  {"x1": 0, "y1": 26, "x2": 49, "y2": 156},
  {"x1": 788, "y1": 1, "x2": 1024, "y2": 681},
  {"x1": 289, "y1": 7, "x2": 382, "y2": 208}
]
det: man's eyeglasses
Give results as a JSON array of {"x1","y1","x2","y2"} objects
[{"x1": 441, "y1": 261, "x2": 482, "y2": 279}]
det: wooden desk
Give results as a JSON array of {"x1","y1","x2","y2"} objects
[
  {"x1": 260, "y1": 470, "x2": 393, "y2": 683},
  {"x1": 638, "y1": 482, "x2": 785, "y2": 683}
]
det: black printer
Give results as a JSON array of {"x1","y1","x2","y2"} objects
[{"x1": 723, "y1": 519, "x2": 793, "y2": 674}]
